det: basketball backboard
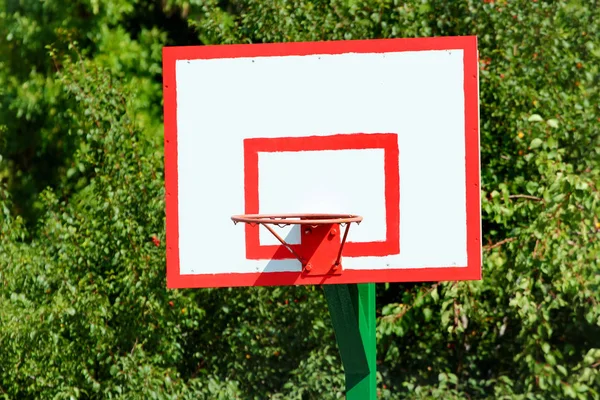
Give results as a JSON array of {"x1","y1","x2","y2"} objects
[{"x1": 163, "y1": 36, "x2": 481, "y2": 288}]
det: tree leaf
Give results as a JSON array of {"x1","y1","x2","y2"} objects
[
  {"x1": 528, "y1": 114, "x2": 544, "y2": 122},
  {"x1": 530, "y1": 138, "x2": 544, "y2": 149}
]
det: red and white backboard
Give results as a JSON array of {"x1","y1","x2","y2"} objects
[{"x1": 163, "y1": 37, "x2": 481, "y2": 288}]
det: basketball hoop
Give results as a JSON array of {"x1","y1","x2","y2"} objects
[
  {"x1": 231, "y1": 213, "x2": 362, "y2": 226},
  {"x1": 231, "y1": 213, "x2": 362, "y2": 275}
]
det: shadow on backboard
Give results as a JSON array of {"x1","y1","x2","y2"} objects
[{"x1": 253, "y1": 224, "x2": 340, "y2": 287}]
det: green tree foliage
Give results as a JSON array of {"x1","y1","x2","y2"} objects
[{"x1": 1, "y1": 0, "x2": 599, "y2": 398}]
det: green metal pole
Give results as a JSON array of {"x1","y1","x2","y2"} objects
[{"x1": 324, "y1": 283, "x2": 376, "y2": 399}]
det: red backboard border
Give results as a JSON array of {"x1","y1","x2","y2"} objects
[{"x1": 164, "y1": 36, "x2": 481, "y2": 289}]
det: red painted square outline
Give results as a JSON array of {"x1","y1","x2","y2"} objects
[
  {"x1": 243, "y1": 133, "x2": 400, "y2": 260},
  {"x1": 163, "y1": 36, "x2": 481, "y2": 288}
]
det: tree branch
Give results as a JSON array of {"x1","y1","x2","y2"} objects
[
  {"x1": 509, "y1": 194, "x2": 543, "y2": 201},
  {"x1": 483, "y1": 237, "x2": 516, "y2": 250}
]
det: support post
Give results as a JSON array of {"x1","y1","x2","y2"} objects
[{"x1": 324, "y1": 283, "x2": 376, "y2": 399}]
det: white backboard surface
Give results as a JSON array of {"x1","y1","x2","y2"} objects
[{"x1": 164, "y1": 37, "x2": 481, "y2": 288}]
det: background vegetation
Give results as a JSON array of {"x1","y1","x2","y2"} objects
[{"x1": 1, "y1": 0, "x2": 599, "y2": 398}]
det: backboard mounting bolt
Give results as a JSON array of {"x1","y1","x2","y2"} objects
[
  {"x1": 329, "y1": 228, "x2": 337, "y2": 238},
  {"x1": 305, "y1": 263, "x2": 312, "y2": 271},
  {"x1": 304, "y1": 228, "x2": 312, "y2": 235}
]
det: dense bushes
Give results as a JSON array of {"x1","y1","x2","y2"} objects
[{"x1": 1, "y1": 1, "x2": 598, "y2": 398}]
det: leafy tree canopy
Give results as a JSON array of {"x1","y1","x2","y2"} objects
[{"x1": 0, "y1": 0, "x2": 598, "y2": 398}]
